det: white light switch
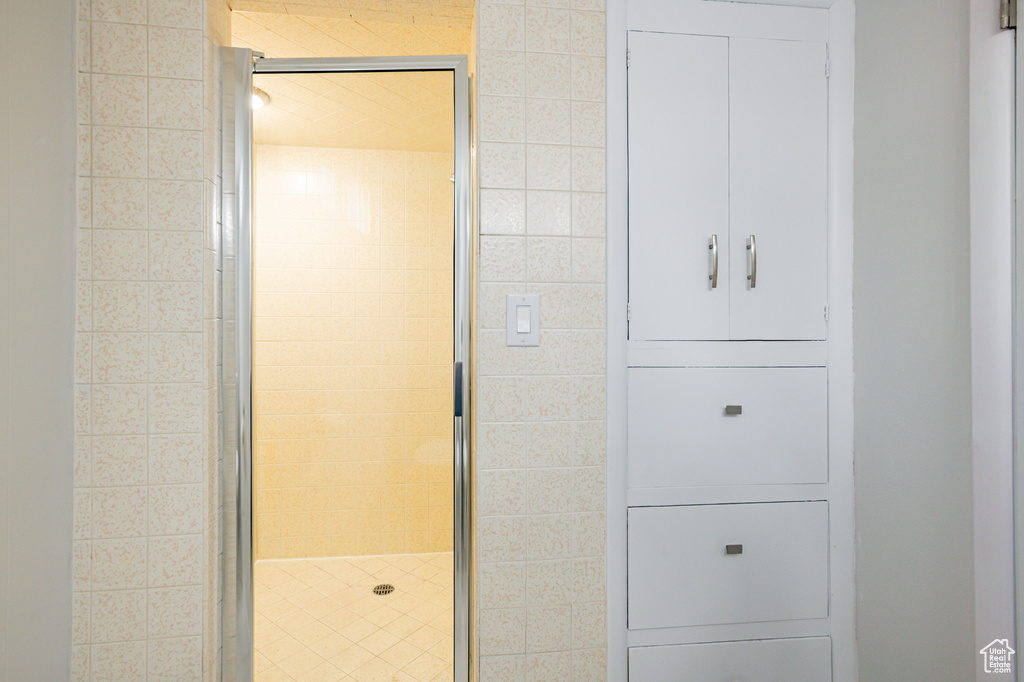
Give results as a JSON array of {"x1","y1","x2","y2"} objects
[
  {"x1": 507, "y1": 294, "x2": 540, "y2": 346},
  {"x1": 516, "y1": 306, "x2": 531, "y2": 333}
]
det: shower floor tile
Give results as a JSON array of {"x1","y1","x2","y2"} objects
[{"x1": 254, "y1": 552, "x2": 454, "y2": 682}]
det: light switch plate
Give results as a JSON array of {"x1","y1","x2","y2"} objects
[{"x1": 506, "y1": 294, "x2": 540, "y2": 346}]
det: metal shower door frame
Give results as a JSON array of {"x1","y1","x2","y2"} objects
[{"x1": 223, "y1": 48, "x2": 473, "y2": 682}]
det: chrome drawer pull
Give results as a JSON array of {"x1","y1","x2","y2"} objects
[
  {"x1": 747, "y1": 234, "x2": 757, "y2": 288},
  {"x1": 709, "y1": 234, "x2": 719, "y2": 289},
  {"x1": 724, "y1": 405, "x2": 742, "y2": 416},
  {"x1": 726, "y1": 544, "x2": 743, "y2": 555}
]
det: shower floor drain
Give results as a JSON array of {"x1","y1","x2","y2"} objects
[{"x1": 372, "y1": 583, "x2": 395, "y2": 596}]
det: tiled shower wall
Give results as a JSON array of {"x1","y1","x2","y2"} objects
[
  {"x1": 72, "y1": 0, "x2": 229, "y2": 678},
  {"x1": 473, "y1": 0, "x2": 608, "y2": 679},
  {"x1": 253, "y1": 144, "x2": 455, "y2": 561},
  {"x1": 72, "y1": 0, "x2": 608, "y2": 677}
]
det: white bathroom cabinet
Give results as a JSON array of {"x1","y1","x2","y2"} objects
[
  {"x1": 628, "y1": 30, "x2": 828, "y2": 341},
  {"x1": 610, "y1": 1, "x2": 854, "y2": 679}
]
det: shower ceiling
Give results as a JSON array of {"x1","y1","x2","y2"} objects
[
  {"x1": 230, "y1": 0, "x2": 474, "y2": 28},
  {"x1": 234, "y1": 11, "x2": 468, "y2": 151}
]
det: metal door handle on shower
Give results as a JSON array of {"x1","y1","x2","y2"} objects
[{"x1": 454, "y1": 362, "x2": 463, "y2": 417}]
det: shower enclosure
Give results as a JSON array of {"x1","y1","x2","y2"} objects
[{"x1": 221, "y1": 49, "x2": 471, "y2": 682}]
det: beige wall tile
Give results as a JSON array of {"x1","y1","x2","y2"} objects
[
  {"x1": 92, "y1": 435, "x2": 147, "y2": 486},
  {"x1": 525, "y1": 53, "x2": 569, "y2": 98},
  {"x1": 91, "y1": 22, "x2": 148, "y2": 75},
  {"x1": 150, "y1": 231, "x2": 203, "y2": 281},
  {"x1": 92, "y1": 384, "x2": 147, "y2": 435},
  {"x1": 92, "y1": 486, "x2": 148, "y2": 538},
  {"x1": 570, "y1": 191, "x2": 604, "y2": 237},
  {"x1": 148, "y1": 534, "x2": 203, "y2": 587},
  {"x1": 525, "y1": 559, "x2": 571, "y2": 606},
  {"x1": 148, "y1": 78, "x2": 203, "y2": 130},
  {"x1": 149, "y1": 129, "x2": 203, "y2": 180},
  {"x1": 92, "y1": 229, "x2": 148, "y2": 280},
  {"x1": 148, "y1": 27, "x2": 202, "y2": 79},
  {"x1": 148, "y1": 484, "x2": 202, "y2": 535},
  {"x1": 525, "y1": 7, "x2": 569, "y2": 53},
  {"x1": 93, "y1": 178, "x2": 147, "y2": 229},
  {"x1": 479, "y1": 236, "x2": 526, "y2": 282},
  {"x1": 149, "y1": 434, "x2": 203, "y2": 484},
  {"x1": 572, "y1": 647, "x2": 607, "y2": 682},
  {"x1": 93, "y1": 0, "x2": 146, "y2": 23},
  {"x1": 478, "y1": 516, "x2": 527, "y2": 563},
  {"x1": 90, "y1": 589, "x2": 147, "y2": 642},
  {"x1": 479, "y1": 97, "x2": 526, "y2": 144},
  {"x1": 92, "y1": 333, "x2": 147, "y2": 384},
  {"x1": 149, "y1": 180, "x2": 203, "y2": 230},
  {"x1": 526, "y1": 605, "x2": 571, "y2": 652},
  {"x1": 91, "y1": 641, "x2": 147, "y2": 679},
  {"x1": 570, "y1": 55, "x2": 605, "y2": 101},
  {"x1": 526, "y1": 651, "x2": 572, "y2": 681},
  {"x1": 479, "y1": 5, "x2": 525, "y2": 51},
  {"x1": 147, "y1": 585, "x2": 202, "y2": 637},
  {"x1": 480, "y1": 142, "x2": 526, "y2": 189},
  {"x1": 149, "y1": 282, "x2": 202, "y2": 331},
  {"x1": 570, "y1": 10, "x2": 604, "y2": 56},
  {"x1": 478, "y1": 608, "x2": 526, "y2": 656},
  {"x1": 148, "y1": 0, "x2": 203, "y2": 29},
  {"x1": 148, "y1": 636, "x2": 203, "y2": 679},
  {"x1": 74, "y1": 0, "x2": 227, "y2": 669},
  {"x1": 571, "y1": 602, "x2": 605, "y2": 648},
  {"x1": 480, "y1": 189, "x2": 526, "y2": 235},
  {"x1": 148, "y1": 383, "x2": 202, "y2": 432},
  {"x1": 570, "y1": 146, "x2": 605, "y2": 192},
  {"x1": 149, "y1": 333, "x2": 203, "y2": 382},
  {"x1": 92, "y1": 538, "x2": 148, "y2": 590},
  {"x1": 91, "y1": 75, "x2": 147, "y2": 127},
  {"x1": 91, "y1": 126, "x2": 147, "y2": 177}
]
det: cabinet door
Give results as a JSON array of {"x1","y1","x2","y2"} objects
[
  {"x1": 729, "y1": 38, "x2": 828, "y2": 340},
  {"x1": 628, "y1": 502, "x2": 829, "y2": 629},
  {"x1": 627, "y1": 31, "x2": 729, "y2": 340},
  {"x1": 629, "y1": 637, "x2": 832, "y2": 681},
  {"x1": 627, "y1": 367, "x2": 828, "y2": 488}
]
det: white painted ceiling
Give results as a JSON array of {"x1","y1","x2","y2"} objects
[{"x1": 233, "y1": 10, "x2": 469, "y2": 151}]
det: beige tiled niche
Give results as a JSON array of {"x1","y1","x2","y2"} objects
[{"x1": 253, "y1": 144, "x2": 455, "y2": 560}]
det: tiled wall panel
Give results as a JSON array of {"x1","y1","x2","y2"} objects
[
  {"x1": 474, "y1": 0, "x2": 607, "y2": 679},
  {"x1": 253, "y1": 145, "x2": 455, "y2": 560},
  {"x1": 73, "y1": 0, "x2": 606, "y2": 677},
  {"x1": 73, "y1": 0, "x2": 229, "y2": 678}
]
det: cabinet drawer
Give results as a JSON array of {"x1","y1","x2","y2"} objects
[
  {"x1": 627, "y1": 502, "x2": 828, "y2": 629},
  {"x1": 629, "y1": 637, "x2": 832, "y2": 681},
  {"x1": 628, "y1": 367, "x2": 827, "y2": 488}
]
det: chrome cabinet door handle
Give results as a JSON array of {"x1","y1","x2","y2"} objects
[
  {"x1": 709, "y1": 234, "x2": 719, "y2": 289},
  {"x1": 747, "y1": 235, "x2": 757, "y2": 288}
]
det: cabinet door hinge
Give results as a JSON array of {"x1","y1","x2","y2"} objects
[
  {"x1": 824, "y1": 305, "x2": 830, "y2": 322},
  {"x1": 626, "y1": 49, "x2": 631, "y2": 68},
  {"x1": 627, "y1": 303, "x2": 631, "y2": 321},
  {"x1": 825, "y1": 60, "x2": 830, "y2": 78},
  {"x1": 1003, "y1": 0, "x2": 1017, "y2": 28}
]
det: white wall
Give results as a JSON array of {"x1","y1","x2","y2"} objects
[
  {"x1": 853, "y1": 0, "x2": 976, "y2": 679},
  {"x1": 969, "y1": 0, "x2": 1016, "y2": 677},
  {"x1": 0, "y1": 0, "x2": 77, "y2": 679}
]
